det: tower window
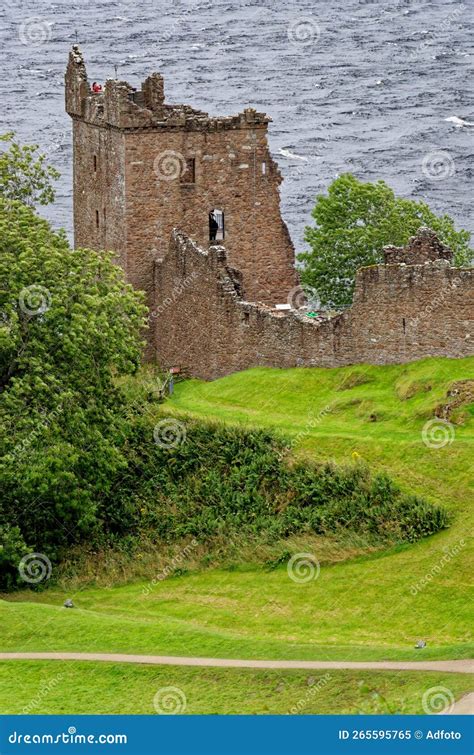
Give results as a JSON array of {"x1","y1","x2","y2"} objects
[
  {"x1": 261, "y1": 161, "x2": 266, "y2": 175},
  {"x1": 209, "y1": 209, "x2": 224, "y2": 241},
  {"x1": 181, "y1": 158, "x2": 195, "y2": 184},
  {"x1": 95, "y1": 210, "x2": 99, "y2": 228},
  {"x1": 93, "y1": 154, "x2": 97, "y2": 172}
]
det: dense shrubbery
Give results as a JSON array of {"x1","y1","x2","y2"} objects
[
  {"x1": 1, "y1": 408, "x2": 449, "y2": 590},
  {"x1": 0, "y1": 526, "x2": 29, "y2": 591},
  {"x1": 112, "y1": 417, "x2": 449, "y2": 547}
]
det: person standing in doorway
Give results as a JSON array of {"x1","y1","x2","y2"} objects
[{"x1": 209, "y1": 211, "x2": 218, "y2": 241}]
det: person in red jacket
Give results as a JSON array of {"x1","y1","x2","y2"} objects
[{"x1": 91, "y1": 81, "x2": 102, "y2": 93}]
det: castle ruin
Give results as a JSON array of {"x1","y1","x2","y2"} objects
[{"x1": 65, "y1": 47, "x2": 473, "y2": 379}]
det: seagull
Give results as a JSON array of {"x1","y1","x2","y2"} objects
[{"x1": 414, "y1": 640, "x2": 426, "y2": 649}]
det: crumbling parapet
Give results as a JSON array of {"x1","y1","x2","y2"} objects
[
  {"x1": 65, "y1": 45, "x2": 89, "y2": 117},
  {"x1": 383, "y1": 227, "x2": 454, "y2": 265},
  {"x1": 65, "y1": 45, "x2": 270, "y2": 132},
  {"x1": 142, "y1": 73, "x2": 165, "y2": 114},
  {"x1": 103, "y1": 79, "x2": 153, "y2": 128}
]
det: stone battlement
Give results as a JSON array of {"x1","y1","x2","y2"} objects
[{"x1": 65, "y1": 45, "x2": 269, "y2": 131}]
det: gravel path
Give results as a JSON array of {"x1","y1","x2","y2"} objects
[
  {"x1": 0, "y1": 652, "x2": 472, "y2": 674},
  {"x1": 439, "y1": 692, "x2": 474, "y2": 715}
]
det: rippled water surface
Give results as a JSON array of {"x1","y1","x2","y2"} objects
[{"x1": 1, "y1": 0, "x2": 473, "y2": 247}]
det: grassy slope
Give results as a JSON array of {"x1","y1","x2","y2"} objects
[
  {"x1": 0, "y1": 661, "x2": 471, "y2": 715},
  {"x1": 163, "y1": 358, "x2": 474, "y2": 656},
  {"x1": 1, "y1": 357, "x2": 473, "y2": 713}
]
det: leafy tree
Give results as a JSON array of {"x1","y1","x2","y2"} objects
[
  {"x1": 0, "y1": 196, "x2": 148, "y2": 558},
  {"x1": 299, "y1": 174, "x2": 472, "y2": 309},
  {"x1": 0, "y1": 525, "x2": 29, "y2": 590},
  {"x1": 0, "y1": 132, "x2": 60, "y2": 206}
]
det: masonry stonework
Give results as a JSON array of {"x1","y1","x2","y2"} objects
[
  {"x1": 65, "y1": 45, "x2": 298, "y2": 345},
  {"x1": 155, "y1": 229, "x2": 473, "y2": 379},
  {"x1": 66, "y1": 47, "x2": 474, "y2": 380}
]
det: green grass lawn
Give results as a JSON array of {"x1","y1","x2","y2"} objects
[
  {"x1": 1, "y1": 554, "x2": 472, "y2": 661},
  {"x1": 0, "y1": 661, "x2": 471, "y2": 715},
  {"x1": 167, "y1": 357, "x2": 474, "y2": 510},
  {"x1": 2, "y1": 357, "x2": 473, "y2": 713}
]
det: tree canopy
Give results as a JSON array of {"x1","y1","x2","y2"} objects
[
  {"x1": 0, "y1": 132, "x2": 60, "y2": 207},
  {"x1": 0, "y1": 195, "x2": 147, "y2": 564},
  {"x1": 299, "y1": 174, "x2": 472, "y2": 309}
]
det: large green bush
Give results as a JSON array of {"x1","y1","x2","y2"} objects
[{"x1": 113, "y1": 417, "x2": 449, "y2": 547}]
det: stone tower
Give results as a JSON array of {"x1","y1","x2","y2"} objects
[{"x1": 65, "y1": 46, "x2": 298, "y2": 348}]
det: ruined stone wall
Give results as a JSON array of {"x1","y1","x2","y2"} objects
[
  {"x1": 154, "y1": 232, "x2": 321, "y2": 378},
  {"x1": 384, "y1": 227, "x2": 454, "y2": 265},
  {"x1": 155, "y1": 231, "x2": 474, "y2": 380},
  {"x1": 337, "y1": 263, "x2": 473, "y2": 365}
]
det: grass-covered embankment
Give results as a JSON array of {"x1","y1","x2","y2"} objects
[
  {"x1": 0, "y1": 661, "x2": 471, "y2": 715},
  {"x1": 1, "y1": 357, "x2": 472, "y2": 712}
]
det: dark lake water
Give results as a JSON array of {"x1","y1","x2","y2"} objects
[{"x1": 1, "y1": 0, "x2": 473, "y2": 249}]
